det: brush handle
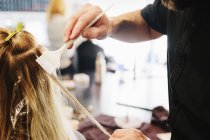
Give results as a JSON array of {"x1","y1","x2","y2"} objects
[
  {"x1": 50, "y1": 74, "x2": 111, "y2": 137},
  {"x1": 57, "y1": 39, "x2": 75, "y2": 56},
  {"x1": 83, "y1": 5, "x2": 111, "y2": 31}
]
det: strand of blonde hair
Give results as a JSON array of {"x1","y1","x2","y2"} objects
[{"x1": 50, "y1": 74, "x2": 111, "y2": 137}]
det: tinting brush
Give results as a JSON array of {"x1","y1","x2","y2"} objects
[
  {"x1": 36, "y1": 5, "x2": 112, "y2": 75},
  {"x1": 35, "y1": 4, "x2": 112, "y2": 137}
]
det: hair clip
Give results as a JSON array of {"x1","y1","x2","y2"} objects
[{"x1": 4, "y1": 22, "x2": 24, "y2": 42}]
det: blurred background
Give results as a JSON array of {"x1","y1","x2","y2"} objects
[{"x1": 0, "y1": 0, "x2": 170, "y2": 139}]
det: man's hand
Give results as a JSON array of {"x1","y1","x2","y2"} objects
[
  {"x1": 109, "y1": 129, "x2": 149, "y2": 140},
  {"x1": 64, "y1": 4, "x2": 110, "y2": 45}
]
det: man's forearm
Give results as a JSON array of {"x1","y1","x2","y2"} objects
[{"x1": 109, "y1": 10, "x2": 162, "y2": 43}]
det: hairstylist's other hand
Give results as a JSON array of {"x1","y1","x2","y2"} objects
[
  {"x1": 109, "y1": 129, "x2": 150, "y2": 140},
  {"x1": 64, "y1": 4, "x2": 110, "y2": 48}
]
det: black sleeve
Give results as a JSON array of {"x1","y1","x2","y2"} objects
[{"x1": 141, "y1": 0, "x2": 168, "y2": 34}]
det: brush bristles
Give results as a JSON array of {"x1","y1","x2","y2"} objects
[{"x1": 36, "y1": 56, "x2": 56, "y2": 75}]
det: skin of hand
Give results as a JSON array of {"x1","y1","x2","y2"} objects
[
  {"x1": 64, "y1": 4, "x2": 163, "y2": 49},
  {"x1": 109, "y1": 129, "x2": 149, "y2": 140},
  {"x1": 64, "y1": 4, "x2": 110, "y2": 48}
]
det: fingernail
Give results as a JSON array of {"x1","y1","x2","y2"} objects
[
  {"x1": 68, "y1": 44, "x2": 73, "y2": 49},
  {"x1": 64, "y1": 36, "x2": 68, "y2": 42},
  {"x1": 70, "y1": 30, "x2": 77, "y2": 39}
]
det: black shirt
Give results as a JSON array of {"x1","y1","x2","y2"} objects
[{"x1": 142, "y1": 1, "x2": 210, "y2": 140}]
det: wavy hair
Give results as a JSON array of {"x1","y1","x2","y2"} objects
[{"x1": 0, "y1": 27, "x2": 69, "y2": 140}]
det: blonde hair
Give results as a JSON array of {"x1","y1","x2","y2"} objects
[
  {"x1": 47, "y1": 0, "x2": 66, "y2": 20},
  {"x1": 0, "y1": 28, "x2": 69, "y2": 140}
]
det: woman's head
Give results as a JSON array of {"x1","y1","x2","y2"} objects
[
  {"x1": 0, "y1": 26, "x2": 68, "y2": 140},
  {"x1": 0, "y1": 27, "x2": 42, "y2": 90}
]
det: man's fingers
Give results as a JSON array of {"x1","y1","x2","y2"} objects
[
  {"x1": 112, "y1": 129, "x2": 129, "y2": 138},
  {"x1": 82, "y1": 26, "x2": 108, "y2": 40},
  {"x1": 64, "y1": 13, "x2": 87, "y2": 41},
  {"x1": 108, "y1": 136, "x2": 122, "y2": 140},
  {"x1": 67, "y1": 43, "x2": 74, "y2": 49},
  {"x1": 70, "y1": 7, "x2": 102, "y2": 39},
  {"x1": 112, "y1": 129, "x2": 145, "y2": 137},
  {"x1": 111, "y1": 129, "x2": 148, "y2": 140},
  {"x1": 64, "y1": 4, "x2": 103, "y2": 42},
  {"x1": 64, "y1": 4, "x2": 92, "y2": 42},
  {"x1": 64, "y1": 16, "x2": 78, "y2": 42}
]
